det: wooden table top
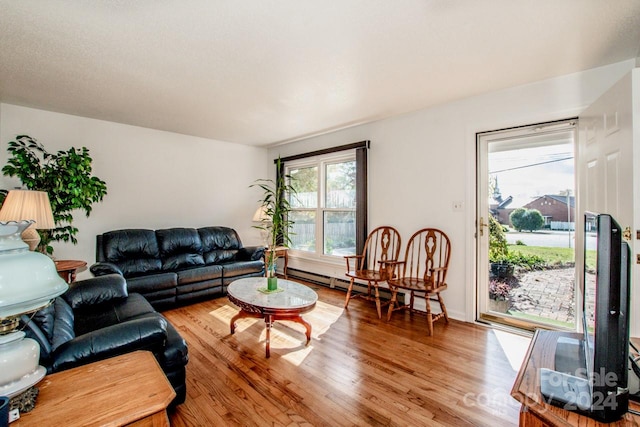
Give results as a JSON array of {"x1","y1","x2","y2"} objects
[
  {"x1": 511, "y1": 330, "x2": 640, "y2": 426},
  {"x1": 54, "y1": 259, "x2": 87, "y2": 271},
  {"x1": 13, "y1": 351, "x2": 175, "y2": 426},
  {"x1": 227, "y1": 277, "x2": 317, "y2": 313}
]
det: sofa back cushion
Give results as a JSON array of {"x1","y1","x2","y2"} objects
[
  {"x1": 157, "y1": 228, "x2": 205, "y2": 270},
  {"x1": 21, "y1": 298, "x2": 76, "y2": 363},
  {"x1": 198, "y1": 226, "x2": 242, "y2": 264},
  {"x1": 101, "y1": 229, "x2": 162, "y2": 277}
]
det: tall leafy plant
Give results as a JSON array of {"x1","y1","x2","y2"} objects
[
  {"x1": 2, "y1": 135, "x2": 108, "y2": 254},
  {"x1": 251, "y1": 158, "x2": 297, "y2": 275}
]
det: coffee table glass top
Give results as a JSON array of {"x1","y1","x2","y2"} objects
[{"x1": 227, "y1": 277, "x2": 317, "y2": 309}]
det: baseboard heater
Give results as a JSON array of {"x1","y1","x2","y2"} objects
[{"x1": 286, "y1": 268, "x2": 398, "y2": 303}]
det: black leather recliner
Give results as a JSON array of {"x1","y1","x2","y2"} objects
[{"x1": 20, "y1": 274, "x2": 188, "y2": 406}]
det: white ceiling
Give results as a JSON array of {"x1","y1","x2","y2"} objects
[{"x1": 1, "y1": 1, "x2": 639, "y2": 146}]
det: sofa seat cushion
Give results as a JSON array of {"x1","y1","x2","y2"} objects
[
  {"x1": 102, "y1": 229, "x2": 162, "y2": 277},
  {"x1": 176, "y1": 264, "x2": 223, "y2": 285},
  {"x1": 157, "y1": 228, "x2": 205, "y2": 270},
  {"x1": 222, "y1": 260, "x2": 264, "y2": 278}
]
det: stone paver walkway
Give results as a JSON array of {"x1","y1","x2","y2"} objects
[{"x1": 508, "y1": 267, "x2": 576, "y2": 324}]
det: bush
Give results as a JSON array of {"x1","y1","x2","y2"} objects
[
  {"x1": 489, "y1": 279, "x2": 511, "y2": 301},
  {"x1": 515, "y1": 240, "x2": 526, "y2": 246},
  {"x1": 510, "y1": 208, "x2": 544, "y2": 232},
  {"x1": 489, "y1": 215, "x2": 508, "y2": 262},
  {"x1": 493, "y1": 251, "x2": 545, "y2": 270}
]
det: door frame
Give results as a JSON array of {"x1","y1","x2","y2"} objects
[{"x1": 475, "y1": 118, "x2": 578, "y2": 331}]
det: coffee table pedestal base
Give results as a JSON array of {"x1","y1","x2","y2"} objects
[{"x1": 230, "y1": 309, "x2": 312, "y2": 358}]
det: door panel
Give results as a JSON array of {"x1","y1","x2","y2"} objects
[{"x1": 577, "y1": 69, "x2": 636, "y2": 333}]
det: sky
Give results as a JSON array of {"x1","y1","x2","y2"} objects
[{"x1": 489, "y1": 142, "x2": 574, "y2": 207}]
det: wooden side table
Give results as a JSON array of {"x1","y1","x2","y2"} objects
[
  {"x1": 13, "y1": 351, "x2": 175, "y2": 426},
  {"x1": 511, "y1": 330, "x2": 640, "y2": 426},
  {"x1": 264, "y1": 246, "x2": 289, "y2": 279},
  {"x1": 54, "y1": 259, "x2": 87, "y2": 283}
]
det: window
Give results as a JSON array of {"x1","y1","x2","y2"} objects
[{"x1": 286, "y1": 153, "x2": 357, "y2": 257}]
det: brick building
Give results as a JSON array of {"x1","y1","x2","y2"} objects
[{"x1": 522, "y1": 194, "x2": 575, "y2": 229}]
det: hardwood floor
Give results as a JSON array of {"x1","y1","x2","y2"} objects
[{"x1": 164, "y1": 282, "x2": 529, "y2": 426}]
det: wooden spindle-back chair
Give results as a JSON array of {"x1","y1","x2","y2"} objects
[
  {"x1": 344, "y1": 226, "x2": 401, "y2": 319},
  {"x1": 383, "y1": 228, "x2": 450, "y2": 335}
]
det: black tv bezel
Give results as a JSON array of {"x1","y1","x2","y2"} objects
[{"x1": 582, "y1": 212, "x2": 630, "y2": 421}]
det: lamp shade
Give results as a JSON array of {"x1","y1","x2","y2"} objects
[
  {"x1": 0, "y1": 190, "x2": 55, "y2": 229},
  {"x1": 252, "y1": 205, "x2": 270, "y2": 222}
]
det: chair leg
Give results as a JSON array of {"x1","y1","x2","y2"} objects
[
  {"x1": 425, "y1": 296, "x2": 434, "y2": 336},
  {"x1": 373, "y1": 283, "x2": 382, "y2": 319},
  {"x1": 387, "y1": 287, "x2": 398, "y2": 321},
  {"x1": 409, "y1": 292, "x2": 415, "y2": 313},
  {"x1": 437, "y1": 293, "x2": 449, "y2": 323},
  {"x1": 344, "y1": 278, "x2": 355, "y2": 308}
]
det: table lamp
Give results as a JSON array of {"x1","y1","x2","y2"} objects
[
  {"x1": 0, "y1": 220, "x2": 68, "y2": 400},
  {"x1": 0, "y1": 190, "x2": 56, "y2": 251},
  {"x1": 252, "y1": 205, "x2": 271, "y2": 247}
]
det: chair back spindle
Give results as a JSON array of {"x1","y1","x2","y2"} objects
[{"x1": 361, "y1": 226, "x2": 401, "y2": 273}]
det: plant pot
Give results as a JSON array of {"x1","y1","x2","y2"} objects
[
  {"x1": 489, "y1": 299, "x2": 509, "y2": 313},
  {"x1": 490, "y1": 262, "x2": 514, "y2": 278},
  {"x1": 267, "y1": 276, "x2": 278, "y2": 291}
]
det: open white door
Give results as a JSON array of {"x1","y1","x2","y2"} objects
[{"x1": 577, "y1": 68, "x2": 639, "y2": 335}]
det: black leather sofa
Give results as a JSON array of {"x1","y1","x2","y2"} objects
[
  {"x1": 20, "y1": 274, "x2": 189, "y2": 406},
  {"x1": 90, "y1": 226, "x2": 265, "y2": 310}
]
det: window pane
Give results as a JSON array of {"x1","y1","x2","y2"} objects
[
  {"x1": 324, "y1": 211, "x2": 356, "y2": 256},
  {"x1": 325, "y1": 161, "x2": 356, "y2": 208},
  {"x1": 290, "y1": 210, "x2": 316, "y2": 252},
  {"x1": 290, "y1": 166, "x2": 318, "y2": 208}
]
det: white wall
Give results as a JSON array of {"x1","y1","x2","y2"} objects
[
  {"x1": 270, "y1": 59, "x2": 638, "y2": 322},
  {"x1": 1, "y1": 59, "x2": 636, "y2": 321},
  {"x1": 0, "y1": 105, "x2": 269, "y2": 279}
]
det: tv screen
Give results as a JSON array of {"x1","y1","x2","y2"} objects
[{"x1": 540, "y1": 212, "x2": 630, "y2": 422}]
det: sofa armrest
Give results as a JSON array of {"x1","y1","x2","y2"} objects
[
  {"x1": 90, "y1": 261, "x2": 124, "y2": 277},
  {"x1": 238, "y1": 245, "x2": 266, "y2": 261},
  {"x1": 51, "y1": 316, "x2": 168, "y2": 372},
  {"x1": 63, "y1": 274, "x2": 128, "y2": 309}
]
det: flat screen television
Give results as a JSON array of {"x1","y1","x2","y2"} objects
[{"x1": 540, "y1": 212, "x2": 631, "y2": 422}]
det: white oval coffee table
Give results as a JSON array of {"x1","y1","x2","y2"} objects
[{"x1": 227, "y1": 277, "x2": 318, "y2": 358}]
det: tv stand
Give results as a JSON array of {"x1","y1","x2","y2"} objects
[{"x1": 511, "y1": 330, "x2": 640, "y2": 426}]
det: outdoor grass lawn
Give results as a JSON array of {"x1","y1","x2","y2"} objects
[{"x1": 508, "y1": 244, "x2": 597, "y2": 269}]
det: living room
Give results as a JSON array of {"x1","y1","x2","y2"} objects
[{"x1": 1, "y1": 2, "x2": 640, "y2": 426}]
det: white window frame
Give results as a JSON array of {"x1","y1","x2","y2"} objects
[{"x1": 286, "y1": 151, "x2": 357, "y2": 262}]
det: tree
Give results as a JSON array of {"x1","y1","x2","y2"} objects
[
  {"x1": 510, "y1": 208, "x2": 544, "y2": 232},
  {"x1": 2, "y1": 135, "x2": 108, "y2": 253},
  {"x1": 522, "y1": 209, "x2": 544, "y2": 232},
  {"x1": 509, "y1": 208, "x2": 527, "y2": 232}
]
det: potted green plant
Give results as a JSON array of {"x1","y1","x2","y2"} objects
[
  {"x1": 2, "y1": 135, "x2": 107, "y2": 254},
  {"x1": 251, "y1": 158, "x2": 296, "y2": 291}
]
